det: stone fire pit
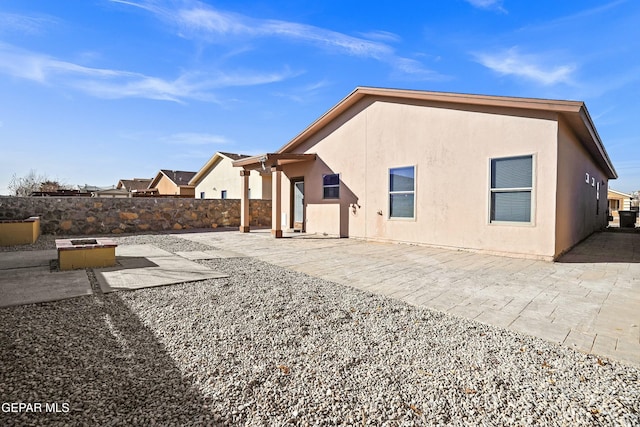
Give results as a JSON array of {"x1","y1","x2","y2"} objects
[{"x1": 55, "y1": 238, "x2": 117, "y2": 271}]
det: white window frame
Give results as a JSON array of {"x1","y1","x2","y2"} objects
[
  {"x1": 322, "y1": 173, "x2": 340, "y2": 199},
  {"x1": 221, "y1": 190, "x2": 227, "y2": 199},
  {"x1": 388, "y1": 165, "x2": 416, "y2": 220},
  {"x1": 488, "y1": 154, "x2": 535, "y2": 226}
]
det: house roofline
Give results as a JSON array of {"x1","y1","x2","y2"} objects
[
  {"x1": 190, "y1": 152, "x2": 253, "y2": 185},
  {"x1": 276, "y1": 86, "x2": 617, "y2": 179},
  {"x1": 608, "y1": 188, "x2": 632, "y2": 198}
]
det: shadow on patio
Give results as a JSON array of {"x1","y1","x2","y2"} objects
[{"x1": 557, "y1": 229, "x2": 640, "y2": 263}]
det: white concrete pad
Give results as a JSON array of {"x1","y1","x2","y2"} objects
[
  {"x1": 116, "y1": 244, "x2": 173, "y2": 258},
  {"x1": 95, "y1": 244, "x2": 228, "y2": 293},
  {"x1": 175, "y1": 250, "x2": 244, "y2": 260}
]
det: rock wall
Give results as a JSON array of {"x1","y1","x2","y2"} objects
[{"x1": 0, "y1": 197, "x2": 271, "y2": 235}]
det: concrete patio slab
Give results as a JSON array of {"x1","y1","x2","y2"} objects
[
  {"x1": 0, "y1": 266, "x2": 91, "y2": 308},
  {"x1": 0, "y1": 249, "x2": 57, "y2": 269},
  {"x1": 175, "y1": 229, "x2": 640, "y2": 366},
  {"x1": 95, "y1": 244, "x2": 228, "y2": 293},
  {"x1": 175, "y1": 249, "x2": 244, "y2": 260}
]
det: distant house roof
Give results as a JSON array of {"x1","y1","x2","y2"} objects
[
  {"x1": 117, "y1": 178, "x2": 152, "y2": 191},
  {"x1": 219, "y1": 152, "x2": 251, "y2": 161},
  {"x1": 608, "y1": 189, "x2": 632, "y2": 198},
  {"x1": 78, "y1": 184, "x2": 115, "y2": 192},
  {"x1": 190, "y1": 152, "x2": 252, "y2": 186},
  {"x1": 92, "y1": 188, "x2": 131, "y2": 197},
  {"x1": 150, "y1": 170, "x2": 197, "y2": 189}
]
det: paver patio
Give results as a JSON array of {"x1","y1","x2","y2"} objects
[{"x1": 176, "y1": 229, "x2": 640, "y2": 366}]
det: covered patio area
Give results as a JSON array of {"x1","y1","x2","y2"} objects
[{"x1": 233, "y1": 153, "x2": 316, "y2": 237}]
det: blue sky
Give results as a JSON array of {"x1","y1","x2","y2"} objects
[{"x1": 1, "y1": 0, "x2": 639, "y2": 194}]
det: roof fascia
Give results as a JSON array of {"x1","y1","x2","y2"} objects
[
  {"x1": 189, "y1": 152, "x2": 223, "y2": 186},
  {"x1": 276, "y1": 86, "x2": 617, "y2": 180},
  {"x1": 577, "y1": 106, "x2": 618, "y2": 179},
  {"x1": 276, "y1": 86, "x2": 585, "y2": 154},
  {"x1": 608, "y1": 189, "x2": 631, "y2": 198},
  {"x1": 149, "y1": 172, "x2": 164, "y2": 189}
]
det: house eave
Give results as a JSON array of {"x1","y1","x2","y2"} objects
[
  {"x1": 232, "y1": 153, "x2": 316, "y2": 170},
  {"x1": 275, "y1": 86, "x2": 617, "y2": 180}
]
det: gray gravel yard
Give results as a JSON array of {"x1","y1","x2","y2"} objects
[{"x1": 1, "y1": 234, "x2": 639, "y2": 426}]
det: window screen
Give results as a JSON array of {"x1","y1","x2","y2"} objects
[
  {"x1": 490, "y1": 156, "x2": 533, "y2": 222},
  {"x1": 389, "y1": 166, "x2": 415, "y2": 218},
  {"x1": 323, "y1": 174, "x2": 340, "y2": 199}
]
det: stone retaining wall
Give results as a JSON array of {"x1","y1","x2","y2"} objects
[{"x1": 0, "y1": 197, "x2": 271, "y2": 235}]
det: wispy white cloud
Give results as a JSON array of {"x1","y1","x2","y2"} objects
[
  {"x1": 0, "y1": 43, "x2": 295, "y2": 102},
  {"x1": 275, "y1": 79, "x2": 333, "y2": 103},
  {"x1": 356, "y1": 30, "x2": 402, "y2": 43},
  {"x1": 474, "y1": 47, "x2": 575, "y2": 85},
  {"x1": 465, "y1": 0, "x2": 507, "y2": 13},
  {"x1": 518, "y1": 0, "x2": 627, "y2": 32},
  {"x1": 163, "y1": 3, "x2": 394, "y2": 59},
  {"x1": 110, "y1": 0, "x2": 445, "y2": 80},
  {"x1": 392, "y1": 57, "x2": 450, "y2": 81},
  {"x1": 0, "y1": 12, "x2": 58, "y2": 34},
  {"x1": 160, "y1": 132, "x2": 231, "y2": 145}
]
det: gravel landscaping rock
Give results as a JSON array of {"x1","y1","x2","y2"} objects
[{"x1": 1, "y1": 234, "x2": 639, "y2": 426}]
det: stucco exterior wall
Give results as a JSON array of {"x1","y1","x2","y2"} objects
[
  {"x1": 282, "y1": 98, "x2": 561, "y2": 259},
  {"x1": 155, "y1": 175, "x2": 179, "y2": 195},
  {"x1": 196, "y1": 157, "x2": 269, "y2": 200},
  {"x1": 555, "y1": 118, "x2": 608, "y2": 256}
]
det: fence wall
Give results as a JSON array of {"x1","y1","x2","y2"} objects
[{"x1": 0, "y1": 197, "x2": 271, "y2": 235}]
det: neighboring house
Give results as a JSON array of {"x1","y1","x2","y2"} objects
[
  {"x1": 190, "y1": 152, "x2": 272, "y2": 200},
  {"x1": 233, "y1": 87, "x2": 617, "y2": 261},
  {"x1": 607, "y1": 189, "x2": 632, "y2": 220},
  {"x1": 92, "y1": 187, "x2": 131, "y2": 198},
  {"x1": 148, "y1": 170, "x2": 196, "y2": 197},
  {"x1": 78, "y1": 184, "x2": 114, "y2": 193},
  {"x1": 117, "y1": 178, "x2": 152, "y2": 195}
]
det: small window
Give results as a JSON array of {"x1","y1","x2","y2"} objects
[
  {"x1": 221, "y1": 190, "x2": 227, "y2": 199},
  {"x1": 200, "y1": 192, "x2": 205, "y2": 199},
  {"x1": 389, "y1": 166, "x2": 415, "y2": 219},
  {"x1": 323, "y1": 174, "x2": 340, "y2": 199},
  {"x1": 490, "y1": 155, "x2": 533, "y2": 223}
]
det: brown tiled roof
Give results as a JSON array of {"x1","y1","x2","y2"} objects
[
  {"x1": 118, "y1": 178, "x2": 152, "y2": 191},
  {"x1": 219, "y1": 152, "x2": 251, "y2": 161},
  {"x1": 160, "y1": 170, "x2": 197, "y2": 186}
]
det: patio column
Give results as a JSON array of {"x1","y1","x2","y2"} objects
[
  {"x1": 239, "y1": 169, "x2": 251, "y2": 232},
  {"x1": 271, "y1": 166, "x2": 283, "y2": 238}
]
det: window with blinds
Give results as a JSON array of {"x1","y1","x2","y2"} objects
[
  {"x1": 490, "y1": 155, "x2": 533, "y2": 223},
  {"x1": 389, "y1": 166, "x2": 415, "y2": 219}
]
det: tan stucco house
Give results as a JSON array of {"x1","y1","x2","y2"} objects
[
  {"x1": 148, "y1": 170, "x2": 196, "y2": 197},
  {"x1": 607, "y1": 189, "x2": 632, "y2": 221},
  {"x1": 234, "y1": 87, "x2": 617, "y2": 261},
  {"x1": 190, "y1": 152, "x2": 271, "y2": 200}
]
